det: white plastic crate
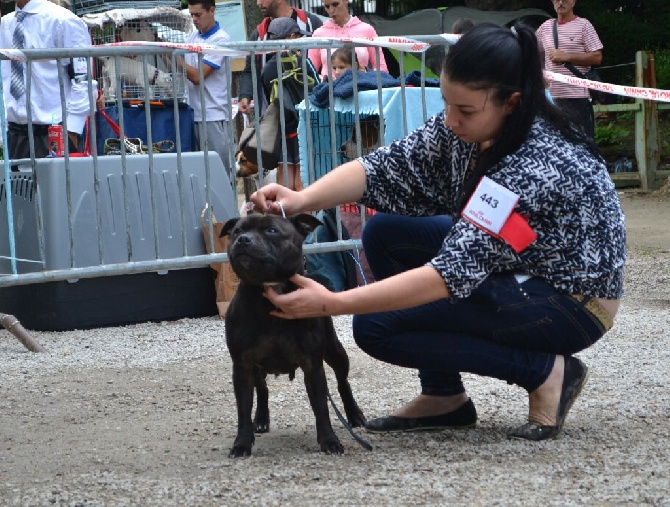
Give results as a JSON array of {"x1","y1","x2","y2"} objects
[
  {"x1": 75, "y1": 1, "x2": 181, "y2": 15},
  {"x1": 82, "y1": 8, "x2": 193, "y2": 103}
]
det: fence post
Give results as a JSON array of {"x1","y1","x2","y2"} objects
[{"x1": 634, "y1": 51, "x2": 660, "y2": 191}]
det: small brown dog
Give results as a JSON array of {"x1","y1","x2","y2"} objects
[
  {"x1": 234, "y1": 150, "x2": 260, "y2": 178},
  {"x1": 341, "y1": 117, "x2": 381, "y2": 159}
]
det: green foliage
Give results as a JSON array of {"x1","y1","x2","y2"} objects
[
  {"x1": 367, "y1": 1, "x2": 669, "y2": 89},
  {"x1": 654, "y1": 50, "x2": 670, "y2": 91},
  {"x1": 595, "y1": 121, "x2": 630, "y2": 147}
]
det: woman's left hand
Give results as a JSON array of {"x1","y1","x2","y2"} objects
[{"x1": 264, "y1": 274, "x2": 338, "y2": 319}]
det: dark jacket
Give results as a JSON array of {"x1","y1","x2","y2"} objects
[{"x1": 260, "y1": 51, "x2": 319, "y2": 133}]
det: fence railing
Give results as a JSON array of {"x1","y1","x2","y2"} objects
[
  {"x1": 0, "y1": 38, "x2": 436, "y2": 293},
  {"x1": 594, "y1": 50, "x2": 668, "y2": 191},
  {"x1": 0, "y1": 39, "x2": 666, "y2": 330}
]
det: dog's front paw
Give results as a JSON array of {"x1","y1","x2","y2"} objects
[
  {"x1": 229, "y1": 434, "x2": 254, "y2": 458},
  {"x1": 253, "y1": 406, "x2": 270, "y2": 433},
  {"x1": 320, "y1": 437, "x2": 345, "y2": 455},
  {"x1": 229, "y1": 443, "x2": 253, "y2": 458},
  {"x1": 254, "y1": 416, "x2": 269, "y2": 433}
]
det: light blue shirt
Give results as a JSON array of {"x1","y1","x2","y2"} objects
[{"x1": 184, "y1": 22, "x2": 231, "y2": 122}]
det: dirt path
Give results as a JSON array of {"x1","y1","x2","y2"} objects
[
  {"x1": 0, "y1": 191, "x2": 668, "y2": 506},
  {"x1": 619, "y1": 191, "x2": 670, "y2": 253}
]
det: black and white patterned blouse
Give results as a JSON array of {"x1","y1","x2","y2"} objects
[{"x1": 359, "y1": 112, "x2": 626, "y2": 300}]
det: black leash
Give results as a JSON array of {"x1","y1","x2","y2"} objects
[{"x1": 327, "y1": 392, "x2": 373, "y2": 451}]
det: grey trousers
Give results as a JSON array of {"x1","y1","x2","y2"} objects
[{"x1": 194, "y1": 120, "x2": 232, "y2": 177}]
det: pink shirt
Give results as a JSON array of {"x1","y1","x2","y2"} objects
[
  {"x1": 536, "y1": 17, "x2": 603, "y2": 99},
  {"x1": 308, "y1": 16, "x2": 388, "y2": 80}
]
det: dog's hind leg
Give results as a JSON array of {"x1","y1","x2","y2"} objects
[
  {"x1": 302, "y1": 361, "x2": 344, "y2": 454},
  {"x1": 229, "y1": 362, "x2": 256, "y2": 458},
  {"x1": 323, "y1": 320, "x2": 367, "y2": 428},
  {"x1": 253, "y1": 367, "x2": 270, "y2": 433}
]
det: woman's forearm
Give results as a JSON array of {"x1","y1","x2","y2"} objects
[
  {"x1": 330, "y1": 266, "x2": 450, "y2": 316},
  {"x1": 301, "y1": 160, "x2": 367, "y2": 212}
]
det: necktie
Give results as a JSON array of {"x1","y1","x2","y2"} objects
[{"x1": 10, "y1": 11, "x2": 28, "y2": 100}]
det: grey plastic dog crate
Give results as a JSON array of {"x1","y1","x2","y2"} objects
[{"x1": 0, "y1": 152, "x2": 237, "y2": 331}]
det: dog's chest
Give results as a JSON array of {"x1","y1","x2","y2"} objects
[
  {"x1": 250, "y1": 330, "x2": 314, "y2": 374},
  {"x1": 227, "y1": 310, "x2": 326, "y2": 375}
]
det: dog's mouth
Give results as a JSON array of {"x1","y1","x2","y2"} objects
[
  {"x1": 233, "y1": 252, "x2": 269, "y2": 269},
  {"x1": 231, "y1": 251, "x2": 299, "y2": 286},
  {"x1": 230, "y1": 248, "x2": 280, "y2": 279}
]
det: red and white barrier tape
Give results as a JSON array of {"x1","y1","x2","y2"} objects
[
  {"x1": 546, "y1": 70, "x2": 670, "y2": 103},
  {"x1": 311, "y1": 36, "x2": 430, "y2": 53},
  {"x1": 4, "y1": 36, "x2": 669, "y2": 103}
]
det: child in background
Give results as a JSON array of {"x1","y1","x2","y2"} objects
[{"x1": 330, "y1": 47, "x2": 365, "y2": 80}]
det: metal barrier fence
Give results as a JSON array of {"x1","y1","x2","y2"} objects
[{"x1": 0, "y1": 37, "x2": 448, "y2": 295}]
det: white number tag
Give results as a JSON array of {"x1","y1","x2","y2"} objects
[
  {"x1": 462, "y1": 176, "x2": 519, "y2": 234},
  {"x1": 72, "y1": 57, "x2": 88, "y2": 75}
]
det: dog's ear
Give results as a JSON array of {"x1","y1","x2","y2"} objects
[
  {"x1": 220, "y1": 217, "x2": 240, "y2": 238},
  {"x1": 290, "y1": 213, "x2": 323, "y2": 239}
]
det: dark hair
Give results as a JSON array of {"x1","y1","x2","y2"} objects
[
  {"x1": 331, "y1": 47, "x2": 357, "y2": 67},
  {"x1": 451, "y1": 18, "x2": 474, "y2": 35},
  {"x1": 443, "y1": 22, "x2": 599, "y2": 191},
  {"x1": 188, "y1": 0, "x2": 215, "y2": 9}
]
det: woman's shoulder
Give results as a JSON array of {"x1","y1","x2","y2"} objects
[
  {"x1": 348, "y1": 16, "x2": 378, "y2": 34},
  {"x1": 409, "y1": 112, "x2": 465, "y2": 153},
  {"x1": 513, "y1": 118, "x2": 604, "y2": 175},
  {"x1": 312, "y1": 20, "x2": 337, "y2": 35}
]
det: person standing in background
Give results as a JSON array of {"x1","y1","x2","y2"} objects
[
  {"x1": 259, "y1": 17, "x2": 319, "y2": 191},
  {"x1": 0, "y1": 0, "x2": 95, "y2": 160},
  {"x1": 238, "y1": 0, "x2": 322, "y2": 116},
  {"x1": 536, "y1": 0, "x2": 602, "y2": 139},
  {"x1": 308, "y1": 0, "x2": 387, "y2": 82},
  {"x1": 175, "y1": 0, "x2": 232, "y2": 174}
]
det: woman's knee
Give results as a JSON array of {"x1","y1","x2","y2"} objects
[
  {"x1": 352, "y1": 314, "x2": 384, "y2": 356},
  {"x1": 361, "y1": 212, "x2": 394, "y2": 251}
]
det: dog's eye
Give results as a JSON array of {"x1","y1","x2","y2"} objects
[{"x1": 267, "y1": 226, "x2": 279, "y2": 234}]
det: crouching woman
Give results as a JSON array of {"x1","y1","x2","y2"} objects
[{"x1": 250, "y1": 22, "x2": 625, "y2": 441}]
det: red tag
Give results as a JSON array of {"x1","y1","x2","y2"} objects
[
  {"x1": 463, "y1": 210, "x2": 537, "y2": 254},
  {"x1": 498, "y1": 212, "x2": 537, "y2": 253}
]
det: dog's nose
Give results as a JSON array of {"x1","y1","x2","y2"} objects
[{"x1": 238, "y1": 233, "x2": 253, "y2": 245}]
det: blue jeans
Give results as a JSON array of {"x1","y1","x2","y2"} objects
[{"x1": 353, "y1": 213, "x2": 606, "y2": 395}]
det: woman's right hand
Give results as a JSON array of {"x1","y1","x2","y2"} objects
[{"x1": 250, "y1": 183, "x2": 306, "y2": 216}]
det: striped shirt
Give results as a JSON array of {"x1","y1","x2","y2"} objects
[{"x1": 536, "y1": 17, "x2": 603, "y2": 99}]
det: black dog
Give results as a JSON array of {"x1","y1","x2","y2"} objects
[{"x1": 220, "y1": 213, "x2": 366, "y2": 458}]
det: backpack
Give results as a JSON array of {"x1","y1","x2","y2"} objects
[
  {"x1": 304, "y1": 208, "x2": 359, "y2": 292},
  {"x1": 269, "y1": 52, "x2": 318, "y2": 119}
]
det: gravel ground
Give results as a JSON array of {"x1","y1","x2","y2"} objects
[{"x1": 0, "y1": 193, "x2": 669, "y2": 506}]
